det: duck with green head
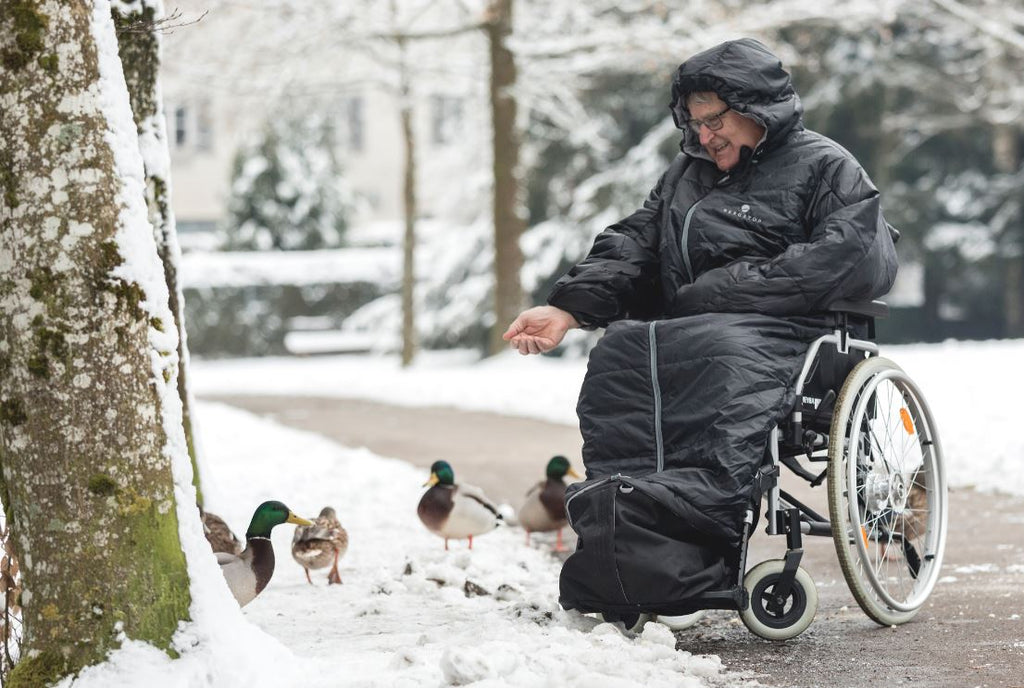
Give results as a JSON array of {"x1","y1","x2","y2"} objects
[
  {"x1": 517, "y1": 455, "x2": 581, "y2": 551},
  {"x1": 417, "y1": 460, "x2": 502, "y2": 550},
  {"x1": 217, "y1": 500, "x2": 313, "y2": 607}
]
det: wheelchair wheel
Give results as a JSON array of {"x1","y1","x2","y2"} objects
[
  {"x1": 596, "y1": 611, "x2": 653, "y2": 633},
  {"x1": 827, "y1": 356, "x2": 948, "y2": 626},
  {"x1": 656, "y1": 609, "x2": 707, "y2": 631},
  {"x1": 740, "y1": 560, "x2": 817, "y2": 640}
]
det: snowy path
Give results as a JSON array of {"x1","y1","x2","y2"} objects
[
  {"x1": 202, "y1": 397, "x2": 1024, "y2": 688},
  {"x1": 196, "y1": 402, "x2": 750, "y2": 688}
]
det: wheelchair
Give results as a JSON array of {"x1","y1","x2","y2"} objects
[{"x1": 731, "y1": 299, "x2": 948, "y2": 640}]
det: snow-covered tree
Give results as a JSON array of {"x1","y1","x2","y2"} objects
[
  {"x1": 112, "y1": 0, "x2": 207, "y2": 504},
  {"x1": 0, "y1": 1, "x2": 192, "y2": 682},
  {"x1": 789, "y1": 3, "x2": 1023, "y2": 338},
  {"x1": 222, "y1": 115, "x2": 352, "y2": 251}
]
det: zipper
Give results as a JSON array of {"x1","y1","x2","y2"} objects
[
  {"x1": 680, "y1": 174, "x2": 731, "y2": 284},
  {"x1": 680, "y1": 199, "x2": 701, "y2": 283},
  {"x1": 565, "y1": 473, "x2": 628, "y2": 529},
  {"x1": 610, "y1": 488, "x2": 631, "y2": 604},
  {"x1": 648, "y1": 322, "x2": 664, "y2": 472}
]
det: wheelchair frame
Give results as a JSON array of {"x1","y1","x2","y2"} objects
[{"x1": 737, "y1": 300, "x2": 948, "y2": 639}]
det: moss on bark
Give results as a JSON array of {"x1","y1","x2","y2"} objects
[
  {"x1": 2, "y1": 0, "x2": 48, "y2": 72},
  {"x1": 6, "y1": 650, "x2": 67, "y2": 688}
]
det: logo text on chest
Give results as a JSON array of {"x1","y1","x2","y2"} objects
[{"x1": 722, "y1": 204, "x2": 765, "y2": 224}]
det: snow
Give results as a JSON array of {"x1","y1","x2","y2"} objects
[
  {"x1": 47, "y1": 330, "x2": 1024, "y2": 686},
  {"x1": 64, "y1": 400, "x2": 750, "y2": 688},
  {"x1": 179, "y1": 247, "x2": 400, "y2": 288},
  {"x1": 189, "y1": 338, "x2": 1024, "y2": 499}
]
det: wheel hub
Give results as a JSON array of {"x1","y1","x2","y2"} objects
[{"x1": 864, "y1": 472, "x2": 891, "y2": 512}]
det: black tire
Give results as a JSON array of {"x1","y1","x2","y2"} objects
[{"x1": 740, "y1": 560, "x2": 817, "y2": 640}]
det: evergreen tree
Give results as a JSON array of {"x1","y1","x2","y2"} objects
[{"x1": 223, "y1": 115, "x2": 351, "y2": 251}]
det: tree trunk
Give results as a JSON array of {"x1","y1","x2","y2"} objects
[
  {"x1": 993, "y1": 123, "x2": 1023, "y2": 338},
  {"x1": 112, "y1": 0, "x2": 204, "y2": 504},
  {"x1": 486, "y1": 0, "x2": 525, "y2": 355},
  {"x1": 397, "y1": 34, "x2": 417, "y2": 367},
  {"x1": 0, "y1": 1, "x2": 190, "y2": 683}
]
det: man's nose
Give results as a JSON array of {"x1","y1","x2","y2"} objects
[{"x1": 699, "y1": 125, "x2": 716, "y2": 147}]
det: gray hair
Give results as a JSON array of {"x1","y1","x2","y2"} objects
[{"x1": 685, "y1": 91, "x2": 717, "y2": 108}]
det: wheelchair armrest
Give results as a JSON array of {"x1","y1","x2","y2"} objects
[{"x1": 827, "y1": 299, "x2": 889, "y2": 320}]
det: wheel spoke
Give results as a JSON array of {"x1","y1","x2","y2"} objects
[{"x1": 828, "y1": 357, "x2": 946, "y2": 624}]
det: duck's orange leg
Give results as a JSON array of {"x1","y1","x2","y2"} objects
[
  {"x1": 328, "y1": 550, "x2": 342, "y2": 584},
  {"x1": 554, "y1": 528, "x2": 566, "y2": 552}
]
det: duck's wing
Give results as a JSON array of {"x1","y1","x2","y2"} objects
[
  {"x1": 217, "y1": 551, "x2": 258, "y2": 607},
  {"x1": 523, "y1": 480, "x2": 544, "y2": 499},
  {"x1": 215, "y1": 551, "x2": 238, "y2": 565},
  {"x1": 458, "y1": 482, "x2": 503, "y2": 519},
  {"x1": 293, "y1": 523, "x2": 336, "y2": 543}
]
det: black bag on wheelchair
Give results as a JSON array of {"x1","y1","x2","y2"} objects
[
  {"x1": 561, "y1": 469, "x2": 752, "y2": 615},
  {"x1": 559, "y1": 314, "x2": 828, "y2": 617}
]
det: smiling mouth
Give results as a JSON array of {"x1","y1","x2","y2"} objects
[{"x1": 712, "y1": 142, "x2": 729, "y2": 154}]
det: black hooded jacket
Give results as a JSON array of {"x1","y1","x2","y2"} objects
[
  {"x1": 548, "y1": 38, "x2": 898, "y2": 325},
  {"x1": 555, "y1": 39, "x2": 899, "y2": 617}
]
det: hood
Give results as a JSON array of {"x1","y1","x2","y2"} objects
[{"x1": 670, "y1": 38, "x2": 803, "y2": 161}]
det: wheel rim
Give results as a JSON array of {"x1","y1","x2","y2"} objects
[
  {"x1": 842, "y1": 368, "x2": 947, "y2": 613},
  {"x1": 750, "y1": 573, "x2": 808, "y2": 629}
]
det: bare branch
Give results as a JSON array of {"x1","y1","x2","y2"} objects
[{"x1": 115, "y1": 8, "x2": 208, "y2": 36}]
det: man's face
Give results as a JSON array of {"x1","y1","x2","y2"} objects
[{"x1": 687, "y1": 93, "x2": 766, "y2": 172}]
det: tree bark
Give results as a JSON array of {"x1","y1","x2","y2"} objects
[
  {"x1": 0, "y1": 1, "x2": 190, "y2": 683},
  {"x1": 112, "y1": 0, "x2": 204, "y2": 504},
  {"x1": 993, "y1": 123, "x2": 1023, "y2": 338},
  {"x1": 486, "y1": 0, "x2": 525, "y2": 355}
]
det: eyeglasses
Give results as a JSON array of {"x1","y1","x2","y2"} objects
[{"x1": 684, "y1": 106, "x2": 731, "y2": 134}]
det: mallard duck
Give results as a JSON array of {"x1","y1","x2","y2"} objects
[
  {"x1": 417, "y1": 460, "x2": 502, "y2": 550},
  {"x1": 291, "y1": 506, "x2": 349, "y2": 585},
  {"x1": 199, "y1": 505, "x2": 243, "y2": 555},
  {"x1": 217, "y1": 500, "x2": 313, "y2": 607},
  {"x1": 517, "y1": 455, "x2": 581, "y2": 551}
]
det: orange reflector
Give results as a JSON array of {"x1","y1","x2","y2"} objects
[
  {"x1": 900, "y1": 407, "x2": 915, "y2": 435},
  {"x1": 860, "y1": 527, "x2": 869, "y2": 547}
]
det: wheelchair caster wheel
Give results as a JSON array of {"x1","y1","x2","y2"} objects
[
  {"x1": 597, "y1": 611, "x2": 653, "y2": 633},
  {"x1": 740, "y1": 560, "x2": 817, "y2": 640},
  {"x1": 656, "y1": 609, "x2": 707, "y2": 631}
]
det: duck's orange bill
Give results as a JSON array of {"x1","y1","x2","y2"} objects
[{"x1": 899, "y1": 407, "x2": 915, "y2": 435}]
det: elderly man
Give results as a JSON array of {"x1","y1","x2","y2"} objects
[{"x1": 503, "y1": 39, "x2": 898, "y2": 620}]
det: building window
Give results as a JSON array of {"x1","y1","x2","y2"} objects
[
  {"x1": 345, "y1": 96, "x2": 364, "y2": 152},
  {"x1": 170, "y1": 101, "x2": 214, "y2": 153},
  {"x1": 196, "y1": 100, "x2": 213, "y2": 151},
  {"x1": 174, "y1": 106, "x2": 188, "y2": 147},
  {"x1": 431, "y1": 95, "x2": 462, "y2": 146}
]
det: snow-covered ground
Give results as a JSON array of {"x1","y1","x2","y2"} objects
[
  {"x1": 64, "y1": 338, "x2": 1022, "y2": 687},
  {"x1": 192, "y1": 337, "x2": 1024, "y2": 498},
  {"x1": 65, "y1": 400, "x2": 747, "y2": 688}
]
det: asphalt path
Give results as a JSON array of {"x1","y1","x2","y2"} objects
[{"x1": 205, "y1": 394, "x2": 1024, "y2": 688}]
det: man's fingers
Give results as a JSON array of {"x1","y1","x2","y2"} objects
[{"x1": 502, "y1": 321, "x2": 522, "y2": 341}]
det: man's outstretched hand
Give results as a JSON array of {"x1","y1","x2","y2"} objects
[{"x1": 502, "y1": 306, "x2": 580, "y2": 355}]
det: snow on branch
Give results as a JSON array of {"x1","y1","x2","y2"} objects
[{"x1": 929, "y1": 0, "x2": 1024, "y2": 53}]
